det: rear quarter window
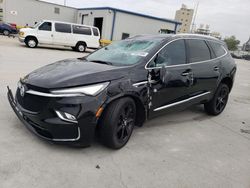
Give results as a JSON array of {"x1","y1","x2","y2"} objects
[
  {"x1": 73, "y1": 25, "x2": 91, "y2": 35},
  {"x1": 187, "y1": 39, "x2": 211, "y2": 62},
  {"x1": 92, "y1": 28, "x2": 99, "y2": 36},
  {"x1": 209, "y1": 41, "x2": 227, "y2": 57},
  {"x1": 55, "y1": 23, "x2": 71, "y2": 33}
]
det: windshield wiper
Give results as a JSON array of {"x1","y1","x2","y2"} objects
[{"x1": 90, "y1": 60, "x2": 113, "y2": 65}]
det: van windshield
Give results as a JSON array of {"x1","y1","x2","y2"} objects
[
  {"x1": 86, "y1": 39, "x2": 162, "y2": 66},
  {"x1": 32, "y1": 22, "x2": 41, "y2": 28}
]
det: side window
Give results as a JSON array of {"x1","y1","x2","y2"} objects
[
  {"x1": 55, "y1": 23, "x2": 71, "y2": 33},
  {"x1": 187, "y1": 39, "x2": 211, "y2": 62},
  {"x1": 151, "y1": 39, "x2": 186, "y2": 67},
  {"x1": 72, "y1": 25, "x2": 91, "y2": 35},
  {"x1": 38, "y1": 22, "x2": 52, "y2": 31},
  {"x1": 209, "y1": 41, "x2": 226, "y2": 57},
  {"x1": 92, "y1": 28, "x2": 99, "y2": 36}
]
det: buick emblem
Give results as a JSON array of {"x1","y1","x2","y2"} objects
[{"x1": 20, "y1": 85, "x2": 26, "y2": 97}]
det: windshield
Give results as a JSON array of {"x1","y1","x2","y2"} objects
[
  {"x1": 86, "y1": 39, "x2": 162, "y2": 66},
  {"x1": 32, "y1": 21, "x2": 41, "y2": 28}
]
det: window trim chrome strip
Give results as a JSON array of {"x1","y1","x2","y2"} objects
[
  {"x1": 52, "y1": 127, "x2": 81, "y2": 142},
  {"x1": 26, "y1": 90, "x2": 85, "y2": 97},
  {"x1": 153, "y1": 91, "x2": 211, "y2": 112},
  {"x1": 145, "y1": 37, "x2": 228, "y2": 70}
]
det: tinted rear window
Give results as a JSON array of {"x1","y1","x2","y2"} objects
[
  {"x1": 55, "y1": 23, "x2": 71, "y2": 33},
  {"x1": 92, "y1": 28, "x2": 99, "y2": 36},
  {"x1": 187, "y1": 39, "x2": 211, "y2": 62},
  {"x1": 209, "y1": 41, "x2": 226, "y2": 57},
  {"x1": 73, "y1": 25, "x2": 91, "y2": 35}
]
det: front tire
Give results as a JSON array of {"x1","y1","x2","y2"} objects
[
  {"x1": 25, "y1": 37, "x2": 38, "y2": 48},
  {"x1": 99, "y1": 98, "x2": 136, "y2": 149},
  {"x1": 204, "y1": 84, "x2": 229, "y2": 115}
]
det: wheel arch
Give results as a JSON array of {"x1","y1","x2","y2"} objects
[
  {"x1": 220, "y1": 77, "x2": 233, "y2": 92},
  {"x1": 25, "y1": 35, "x2": 38, "y2": 43},
  {"x1": 100, "y1": 94, "x2": 147, "y2": 127},
  {"x1": 76, "y1": 41, "x2": 87, "y2": 47}
]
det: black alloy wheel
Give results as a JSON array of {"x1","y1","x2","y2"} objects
[
  {"x1": 204, "y1": 84, "x2": 229, "y2": 115},
  {"x1": 99, "y1": 97, "x2": 136, "y2": 149}
]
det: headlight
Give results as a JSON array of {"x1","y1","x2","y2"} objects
[
  {"x1": 19, "y1": 31, "x2": 24, "y2": 36},
  {"x1": 51, "y1": 82, "x2": 110, "y2": 96}
]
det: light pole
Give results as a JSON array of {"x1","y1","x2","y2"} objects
[{"x1": 64, "y1": 0, "x2": 66, "y2": 6}]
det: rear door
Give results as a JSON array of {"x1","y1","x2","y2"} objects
[
  {"x1": 148, "y1": 39, "x2": 192, "y2": 116},
  {"x1": 53, "y1": 22, "x2": 73, "y2": 46},
  {"x1": 37, "y1": 21, "x2": 53, "y2": 44},
  {"x1": 186, "y1": 39, "x2": 220, "y2": 97},
  {"x1": 72, "y1": 25, "x2": 99, "y2": 48}
]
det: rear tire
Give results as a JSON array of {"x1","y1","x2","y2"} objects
[
  {"x1": 204, "y1": 84, "x2": 229, "y2": 115},
  {"x1": 25, "y1": 37, "x2": 38, "y2": 48},
  {"x1": 99, "y1": 98, "x2": 136, "y2": 149},
  {"x1": 3, "y1": 30, "x2": 10, "y2": 36},
  {"x1": 75, "y1": 42, "x2": 86, "y2": 52}
]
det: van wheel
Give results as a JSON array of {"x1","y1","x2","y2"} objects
[
  {"x1": 3, "y1": 30, "x2": 10, "y2": 36},
  {"x1": 76, "y1": 42, "x2": 86, "y2": 52},
  {"x1": 99, "y1": 97, "x2": 136, "y2": 149},
  {"x1": 204, "y1": 84, "x2": 229, "y2": 115},
  {"x1": 25, "y1": 37, "x2": 38, "y2": 48}
]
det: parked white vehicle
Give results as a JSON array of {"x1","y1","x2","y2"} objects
[{"x1": 18, "y1": 20, "x2": 100, "y2": 52}]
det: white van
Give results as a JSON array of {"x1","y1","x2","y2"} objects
[{"x1": 18, "y1": 20, "x2": 100, "y2": 52}]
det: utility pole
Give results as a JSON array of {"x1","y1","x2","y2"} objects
[
  {"x1": 191, "y1": 1, "x2": 199, "y2": 33},
  {"x1": 64, "y1": 0, "x2": 66, "y2": 6}
]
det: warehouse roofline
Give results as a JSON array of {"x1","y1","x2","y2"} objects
[{"x1": 78, "y1": 7, "x2": 182, "y2": 25}]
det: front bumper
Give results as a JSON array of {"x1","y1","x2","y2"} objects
[
  {"x1": 18, "y1": 36, "x2": 25, "y2": 43},
  {"x1": 7, "y1": 87, "x2": 97, "y2": 147}
]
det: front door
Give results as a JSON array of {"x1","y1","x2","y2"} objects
[
  {"x1": 37, "y1": 21, "x2": 53, "y2": 44},
  {"x1": 147, "y1": 39, "x2": 193, "y2": 117}
]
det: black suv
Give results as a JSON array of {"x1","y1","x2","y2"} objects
[{"x1": 7, "y1": 34, "x2": 236, "y2": 149}]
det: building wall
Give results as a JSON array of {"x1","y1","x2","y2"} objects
[
  {"x1": 113, "y1": 11, "x2": 177, "y2": 41},
  {"x1": 0, "y1": 0, "x2": 77, "y2": 26},
  {"x1": 175, "y1": 5, "x2": 194, "y2": 33},
  {"x1": 77, "y1": 9, "x2": 178, "y2": 41},
  {"x1": 76, "y1": 9, "x2": 113, "y2": 40}
]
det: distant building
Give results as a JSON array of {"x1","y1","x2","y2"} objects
[
  {"x1": 0, "y1": 0, "x2": 181, "y2": 40},
  {"x1": 0, "y1": 0, "x2": 76, "y2": 25},
  {"x1": 242, "y1": 37, "x2": 250, "y2": 51},
  {"x1": 195, "y1": 24, "x2": 210, "y2": 35},
  {"x1": 77, "y1": 7, "x2": 181, "y2": 40},
  {"x1": 210, "y1": 32, "x2": 222, "y2": 40},
  {"x1": 175, "y1": 4, "x2": 194, "y2": 33}
]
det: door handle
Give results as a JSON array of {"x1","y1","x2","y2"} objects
[
  {"x1": 181, "y1": 72, "x2": 190, "y2": 76},
  {"x1": 214, "y1": 66, "x2": 219, "y2": 71},
  {"x1": 181, "y1": 69, "x2": 192, "y2": 76}
]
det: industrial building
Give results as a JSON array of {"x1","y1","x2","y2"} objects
[
  {"x1": 175, "y1": 4, "x2": 194, "y2": 33},
  {"x1": 0, "y1": 0, "x2": 181, "y2": 40},
  {"x1": 0, "y1": 0, "x2": 76, "y2": 25}
]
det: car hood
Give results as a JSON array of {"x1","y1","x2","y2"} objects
[
  {"x1": 24, "y1": 58, "x2": 129, "y2": 89},
  {"x1": 20, "y1": 27, "x2": 35, "y2": 32}
]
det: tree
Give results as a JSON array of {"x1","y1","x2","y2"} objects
[{"x1": 224, "y1": 36, "x2": 240, "y2": 51}]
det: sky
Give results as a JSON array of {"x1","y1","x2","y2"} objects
[{"x1": 42, "y1": 0, "x2": 250, "y2": 44}]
